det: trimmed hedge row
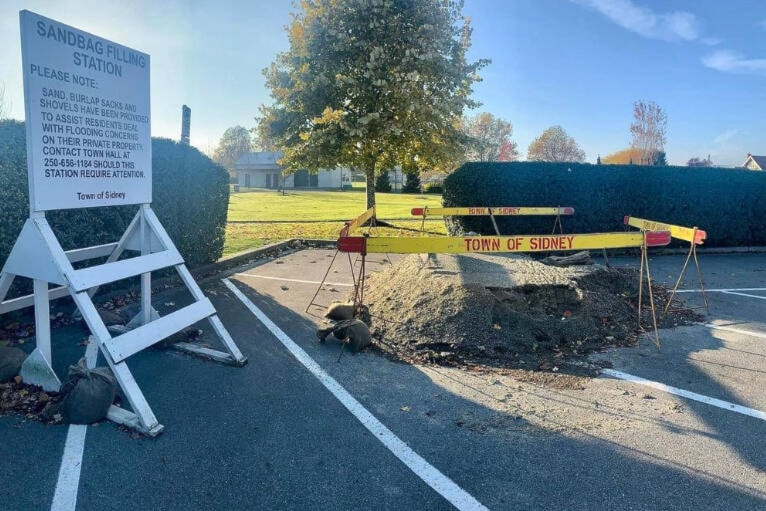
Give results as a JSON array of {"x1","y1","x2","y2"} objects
[
  {"x1": 0, "y1": 120, "x2": 229, "y2": 269},
  {"x1": 443, "y1": 162, "x2": 766, "y2": 248}
]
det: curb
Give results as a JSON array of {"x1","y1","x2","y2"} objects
[
  {"x1": 191, "y1": 239, "x2": 337, "y2": 281},
  {"x1": 650, "y1": 246, "x2": 766, "y2": 256}
]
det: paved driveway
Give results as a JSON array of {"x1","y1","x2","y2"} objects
[{"x1": 2, "y1": 250, "x2": 765, "y2": 510}]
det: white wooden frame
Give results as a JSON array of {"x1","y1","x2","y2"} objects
[{"x1": 0, "y1": 204, "x2": 247, "y2": 436}]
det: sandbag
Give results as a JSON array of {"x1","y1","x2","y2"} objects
[
  {"x1": 58, "y1": 358, "x2": 116, "y2": 424},
  {"x1": 97, "y1": 308, "x2": 127, "y2": 326},
  {"x1": 0, "y1": 346, "x2": 26, "y2": 382},
  {"x1": 324, "y1": 301, "x2": 355, "y2": 321},
  {"x1": 332, "y1": 319, "x2": 372, "y2": 353},
  {"x1": 325, "y1": 302, "x2": 372, "y2": 327}
]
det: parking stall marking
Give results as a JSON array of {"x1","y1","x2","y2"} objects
[
  {"x1": 50, "y1": 336, "x2": 98, "y2": 511},
  {"x1": 234, "y1": 273, "x2": 353, "y2": 287},
  {"x1": 602, "y1": 369, "x2": 766, "y2": 421},
  {"x1": 675, "y1": 288, "x2": 766, "y2": 293},
  {"x1": 719, "y1": 290, "x2": 766, "y2": 301},
  {"x1": 50, "y1": 425, "x2": 87, "y2": 511},
  {"x1": 704, "y1": 323, "x2": 766, "y2": 340},
  {"x1": 223, "y1": 278, "x2": 488, "y2": 511}
]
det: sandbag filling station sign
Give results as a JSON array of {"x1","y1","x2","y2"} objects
[{"x1": 20, "y1": 10, "x2": 151, "y2": 212}]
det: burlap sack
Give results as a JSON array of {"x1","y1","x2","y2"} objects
[
  {"x1": 58, "y1": 358, "x2": 116, "y2": 424},
  {"x1": 332, "y1": 319, "x2": 372, "y2": 353},
  {"x1": 324, "y1": 301, "x2": 355, "y2": 321},
  {"x1": 0, "y1": 346, "x2": 26, "y2": 382}
]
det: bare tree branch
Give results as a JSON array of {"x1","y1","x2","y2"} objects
[{"x1": 630, "y1": 100, "x2": 667, "y2": 165}]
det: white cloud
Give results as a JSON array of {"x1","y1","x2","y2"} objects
[
  {"x1": 713, "y1": 129, "x2": 739, "y2": 145},
  {"x1": 703, "y1": 50, "x2": 766, "y2": 75},
  {"x1": 572, "y1": 0, "x2": 700, "y2": 41}
]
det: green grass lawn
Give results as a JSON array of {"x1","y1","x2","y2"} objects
[{"x1": 223, "y1": 187, "x2": 446, "y2": 255}]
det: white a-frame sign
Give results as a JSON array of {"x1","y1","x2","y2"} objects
[{"x1": 0, "y1": 11, "x2": 246, "y2": 436}]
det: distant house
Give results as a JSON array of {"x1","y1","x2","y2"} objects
[
  {"x1": 388, "y1": 168, "x2": 405, "y2": 192},
  {"x1": 421, "y1": 172, "x2": 446, "y2": 187},
  {"x1": 234, "y1": 151, "x2": 347, "y2": 189},
  {"x1": 742, "y1": 153, "x2": 766, "y2": 170}
]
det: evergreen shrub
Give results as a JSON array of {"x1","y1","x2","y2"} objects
[
  {"x1": 0, "y1": 121, "x2": 229, "y2": 269},
  {"x1": 443, "y1": 161, "x2": 766, "y2": 248}
]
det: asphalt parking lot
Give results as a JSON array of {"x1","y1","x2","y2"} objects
[{"x1": 2, "y1": 249, "x2": 766, "y2": 510}]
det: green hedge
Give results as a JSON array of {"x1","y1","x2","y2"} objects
[
  {"x1": 0, "y1": 120, "x2": 229, "y2": 270},
  {"x1": 423, "y1": 183, "x2": 443, "y2": 194},
  {"x1": 149, "y1": 137, "x2": 230, "y2": 265},
  {"x1": 443, "y1": 162, "x2": 766, "y2": 247}
]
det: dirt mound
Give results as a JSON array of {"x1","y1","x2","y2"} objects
[{"x1": 362, "y1": 254, "x2": 699, "y2": 373}]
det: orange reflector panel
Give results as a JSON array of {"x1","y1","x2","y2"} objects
[
  {"x1": 337, "y1": 236, "x2": 366, "y2": 253},
  {"x1": 624, "y1": 216, "x2": 706, "y2": 245},
  {"x1": 645, "y1": 230, "x2": 672, "y2": 246}
]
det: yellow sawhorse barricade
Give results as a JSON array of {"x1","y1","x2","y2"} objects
[
  {"x1": 337, "y1": 231, "x2": 668, "y2": 254},
  {"x1": 337, "y1": 221, "x2": 673, "y2": 346},
  {"x1": 411, "y1": 206, "x2": 574, "y2": 235},
  {"x1": 624, "y1": 215, "x2": 708, "y2": 314}
]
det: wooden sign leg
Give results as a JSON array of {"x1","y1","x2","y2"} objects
[{"x1": 20, "y1": 279, "x2": 61, "y2": 392}]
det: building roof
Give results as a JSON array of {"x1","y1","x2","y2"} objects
[
  {"x1": 743, "y1": 154, "x2": 766, "y2": 170},
  {"x1": 235, "y1": 151, "x2": 283, "y2": 170}
]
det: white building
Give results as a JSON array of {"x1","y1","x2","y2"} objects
[
  {"x1": 234, "y1": 151, "x2": 415, "y2": 191},
  {"x1": 235, "y1": 151, "x2": 348, "y2": 189},
  {"x1": 743, "y1": 153, "x2": 766, "y2": 171}
]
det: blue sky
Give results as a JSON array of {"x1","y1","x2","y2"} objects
[{"x1": 2, "y1": 0, "x2": 765, "y2": 166}]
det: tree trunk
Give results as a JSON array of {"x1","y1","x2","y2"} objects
[{"x1": 365, "y1": 167, "x2": 376, "y2": 210}]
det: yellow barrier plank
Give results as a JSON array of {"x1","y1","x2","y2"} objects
[
  {"x1": 338, "y1": 231, "x2": 670, "y2": 254},
  {"x1": 345, "y1": 206, "x2": 377, "y2": 233},
  {"x1": 411, "y1": 206, "x2": 574, "y2": 217},
  {"x1": 624, "y1": 216, "x2": 706, "y2": 245}
]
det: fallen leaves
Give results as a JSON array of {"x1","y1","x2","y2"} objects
[{"x1": 0, "y1": 380, "x2": 62, "y2": 424}]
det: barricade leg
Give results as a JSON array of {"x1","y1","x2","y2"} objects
[
  {"x1": 70, "y1": 290, "x2": 163, "y2": 436},
  {"x1": 638, "y1": 239, "x2": 661, "y2": 348}
]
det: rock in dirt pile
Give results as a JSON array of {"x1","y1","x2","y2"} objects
[{"x1": 361, "y1": 253, "x2": 699, "y2": 372}]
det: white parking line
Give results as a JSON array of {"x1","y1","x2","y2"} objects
[
  {"x1": 234, "y1": 273, "x2": 353, "y2": 287},
  {"x1": 705, "y1": 323, "x2": 766, "y2": 340},
  {"x1": 601, "y1": 369, "x2": 766, "y2": 421},
  {"x1": 51, "y1": 425, "x2": 87, "y2": 511},
  {"x1": 675, "y1": 287, "x2": 766, "y2": 293},
  {"x1": 223, "y1": 278, "x2": 487, "y2": 511},
  {"x1": 720, "y1": 290, "x2": 766, "y2": 300},
  {"x1": 50, "y1": 342, "x2": 99, "y2": 511}
]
